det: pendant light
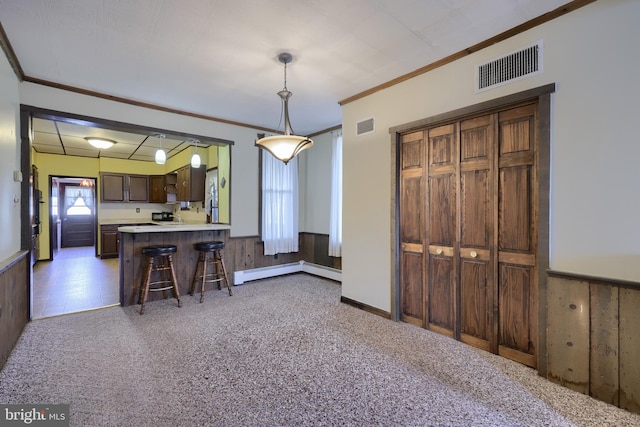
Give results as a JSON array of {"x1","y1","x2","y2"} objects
[
  {"x1": 255, "y1": 52, "x2": 313, "y2": 164},
  {"x1": 155, "y1": 133, "x2": 166, "y2": 165},
  {"x1": 190, "y1": 139, "x2": 201, "y2": 168}
]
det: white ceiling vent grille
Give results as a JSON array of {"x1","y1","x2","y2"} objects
[
  {"x1": 356, "y1": 117, "x2": 375, "y2": 135},
  {"x1": 476, "y1": 41, "x2": 543, "y2": 92}
]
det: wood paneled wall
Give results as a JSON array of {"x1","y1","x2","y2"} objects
[
  {"x1": 547, "y1": 272, "x2": 640, "y2": 414},
  {"x1": 0, "y1": 252, "x2": 30, "y2": 371},
  {"x1": 228, "y1": 232, "x2": 340, "y2": 273}
]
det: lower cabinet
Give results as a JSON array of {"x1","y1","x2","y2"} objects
[{"x1": 100, "y1": 225, "x2": 120, "y2": 259}]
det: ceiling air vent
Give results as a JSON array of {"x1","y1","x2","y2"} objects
[
  {"x1": 476, "y1": 40, "x2": 543, "y2": 92},
  {"x1": 356, "y1": 117, "x2": 375, "y2": 136}
]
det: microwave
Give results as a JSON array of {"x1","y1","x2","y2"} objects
[{"x1": 152, "y1": 212, "x2": 174, "y2": 221}]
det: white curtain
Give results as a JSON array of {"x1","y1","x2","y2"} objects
[
  {"x1": 329, "y1": 130, "x2": 342, "y2": 257},
  {"x1": 262, "y1": 153, "x2": 299, "y2": 255}
]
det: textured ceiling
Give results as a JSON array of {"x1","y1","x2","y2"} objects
[{"x1": 0, "y1": 0, "x2": 572, "y2": 159}]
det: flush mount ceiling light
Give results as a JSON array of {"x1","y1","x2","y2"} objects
[
  {"x1": 85, "y1": 137, "x2": 116, "y2": 149},
  {"x1": 190, "y1": 139, "x2": 201, "y2": 168},
  {"x1": 255, "y1": 52, "x2": 313, "y2": 164},
  {"x1": 154, "y1": 133, "x2": 166, "y2": 165}
]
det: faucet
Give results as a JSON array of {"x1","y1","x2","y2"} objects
[{"x1": 175, "y1": 214, "x2": 182, "y2": 224}]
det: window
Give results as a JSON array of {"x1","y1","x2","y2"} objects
[
  {"x1": 65, "y1": 186, "x2": 94, "y2": 216},
  {"x1": 261, "y1": 153, "x2": 299, "y2": 255},
  {"x1": 329, "y1": 131, "x2": 342, "y2": 257}
]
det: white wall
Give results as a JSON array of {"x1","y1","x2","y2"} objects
[
  {"x1": 299, "y1": 131, "x2": 333, "y2": 234},
  {"x1": 19, "y1": 82, "x2": 262, "y2": 237},
  {"x1": 0, "y1": 51, "x2": 22, "y2": 262},
  {"x1": 342, "y1": 0, "x2": 640, "y2": 311}
]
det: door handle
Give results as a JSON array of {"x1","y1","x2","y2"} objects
[
  {"x1": 436, "y1": 248, "x2": 443, "y2": 255},
  {"x1": 470, "y1": 250, "x2": 478, "y2": 258}
]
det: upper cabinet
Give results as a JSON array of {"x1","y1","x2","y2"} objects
[
  {"x1": 100, "y1": 173, "x2": 149, "y2": 203},
  {"x1": 149, "y1": 175, "x2": 166, "y2": 203},
  {"x1": 175, "y1": 164, "x2": 206, "y2": 202},
  {"x1": 149, "y1": 173, "x2": 179, "y2": 204}
]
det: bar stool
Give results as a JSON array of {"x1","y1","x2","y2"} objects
[
  {"x1": 139, "y1": 245, "x2": 182, "y2": 314},
  {"x1": 191, "y1": 241, "x2": 232, "y2": 302}
]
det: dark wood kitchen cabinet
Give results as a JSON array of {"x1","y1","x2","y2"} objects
[
  {"x1": 149, "y1": 174, "x2": 179, "y2": 203},
  {"x1": 176, "y1": 164, "x2": 206, "y2": 202},
  {"x1": 149, "y1": 175, "x2": 166, "y2": 203},
  {"x1": 100, "y1": 173, "x2": 149, "y2": 202},
  {"x1": 100, "y1": 224, "x2": 120, "y2": 258}
]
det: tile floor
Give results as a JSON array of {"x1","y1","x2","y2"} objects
[{"x1": 32, "y1": 246, "x2": 120, "y2": 319}]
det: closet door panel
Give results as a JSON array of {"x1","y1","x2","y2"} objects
[
  {"x1": 499, "y1": 166, "x2": 531, "y2": 252},
  {"x1": 498, "y1": 263, "x2": 535, "y2": 366},
  {"x1": 496, "y1": 104, "x2": 538, "y2": 367},
  {"x1": 460, "y1": 170, "x2": 490, "y2": 248},
  {"x1": 401, "y1": 251, "x2": 424, "y2": 325},
  {"x1": 459, "y1": 115, "x2": 494, "y2": 350},
  {"x1": 400, "y1": 131, "x2": 426, "y2": 326},
  {"x1": 428, "y1": 253, "x2": 455, "y2": 336},
  {"x1": 400, "y1": 169, "x2": 425, "y2": 326},
  {"x1": 460, "y1": 258, "x2": 490, "y2": 349},
  {"x1": 459, "y1": 170, "x2": 491, "y2": 347},
  {"x1": 428, "y1": 174, "x2": 456, "y2": 246},
  {"x1": 426, "y1": 124, "x2": 458, "y2": 337}
]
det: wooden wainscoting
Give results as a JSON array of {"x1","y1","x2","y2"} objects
[
  {"x1": 222, "y1": 232, "x2": 340, "y2": 281},
  {"x1": 546, "y1": 271, "x2": 640, "y2": 414},
  {"x1": 0, "y1": 251, "x2": 30, "y2": 371},
  {"x1": 299, "y1": 232, "x2": 342, "y2": 270}
]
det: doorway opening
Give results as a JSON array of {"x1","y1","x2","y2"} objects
[
  {"x1": 31, "y1": 176, "x2": 118, "y2": 319},
  {"x1": 51, "y1": 176, "x2": 97, "y2": 256}
]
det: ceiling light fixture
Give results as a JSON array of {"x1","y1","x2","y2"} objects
[
  {"x1": 85, "y1": 137, "x2": 116, "y2": 149},
  {"x1": 255, "y1": 52, "x2": 313, "y2": 164},
  {"x1": 190, "y1": 139, "x2": 201, "y2": 168},
  {"x1": 154, "y1": 133, "x2": 166, "y2": 165}
]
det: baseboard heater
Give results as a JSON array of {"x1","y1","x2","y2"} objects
[{"x1": 234, "y1": 260, "x2": 342, "y2": 285}]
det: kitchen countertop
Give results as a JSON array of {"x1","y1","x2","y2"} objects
[{"x1": 118, "y1": 223, "x2": 231, "y2": 233}]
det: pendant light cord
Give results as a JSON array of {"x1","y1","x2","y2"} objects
[{"x1": 283, "y1": 60, "x2": 288, "y2": 91}]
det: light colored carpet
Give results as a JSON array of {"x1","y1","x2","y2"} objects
[{"x1": 1, "y1": 274, "x2": 638, "y2": 427}]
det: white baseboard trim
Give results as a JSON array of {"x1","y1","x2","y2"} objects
[{"x1": 234, "y1": 260, "x2": 341, "y2": 285}]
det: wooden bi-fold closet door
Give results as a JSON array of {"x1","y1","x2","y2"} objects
[{"x1": 399, "y1": 102, "x2": 538, "y2": 367}]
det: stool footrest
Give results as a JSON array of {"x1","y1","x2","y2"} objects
[
  {"x1": 191, "y1": 244, "x2": 232, "y2": 302},
  {"x1": 139, "y1": 248, "x2": 181, "y2": 314}
]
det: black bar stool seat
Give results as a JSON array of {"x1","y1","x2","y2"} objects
[
  {"x1": 194, "y1": 242, "x2": 225, "y2": 252},
  {"x1": 139, "y1": 245, "x2": 181, "y2": 314},
  {"x1": 191, "y1": 241, "x2": 232, "y2": 302}
]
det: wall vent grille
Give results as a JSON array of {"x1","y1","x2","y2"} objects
[
  {"x1": 476, "y1": 41, "x2": 543, "y2": 92},
  {"x1": 356, "y1": 117, "x2": 375, "y2": 135}
]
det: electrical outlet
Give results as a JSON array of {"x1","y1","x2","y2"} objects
[{"x1": 136, "y1": 208, "x2": 140, "y2": 213}]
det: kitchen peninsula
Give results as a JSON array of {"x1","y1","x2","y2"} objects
[{"x1": 118, "y1": 223, "x2": 231, "y2": 307}]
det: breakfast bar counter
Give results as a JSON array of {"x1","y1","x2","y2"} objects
[{"x1": 118, "y1": 223, "x2": 231, "y2": 307}]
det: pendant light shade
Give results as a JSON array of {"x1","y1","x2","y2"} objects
[
  {"x1": 190, "y1": 139, "x2": 201, "y2": 168},
  {"x1": 256, "y1": 134, "x2": 312, "y2": 163},
  {"x1": 155, "y1": 149, "x2": 166, "y2": 165},
  {"x1": 255, "y1": 52, "x2": 313, "y2": 164},
  {"x1": 155, "y1": 133, "x2": 166, "y2": 165}
]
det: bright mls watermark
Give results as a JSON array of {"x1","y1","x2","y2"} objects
[{"x1": 0, "y1": 405, "x2": 69, "y2": 426}]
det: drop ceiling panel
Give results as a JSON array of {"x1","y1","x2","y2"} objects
[
  {"x1": 33, "y1": 132, "x2": 61, "y2": 147},
  {"x1": 64, "y1": 147, "x2": 100, "y2": 158},
  {"x1": 55, "y1": 122, "x2": 148, "y2": 145},
  {"x1": 34, "y1": 145, "x2": 65, "y2": 155},
  {"x1": 33, "y1": 118, "x2": 58, "y2": 134}
]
